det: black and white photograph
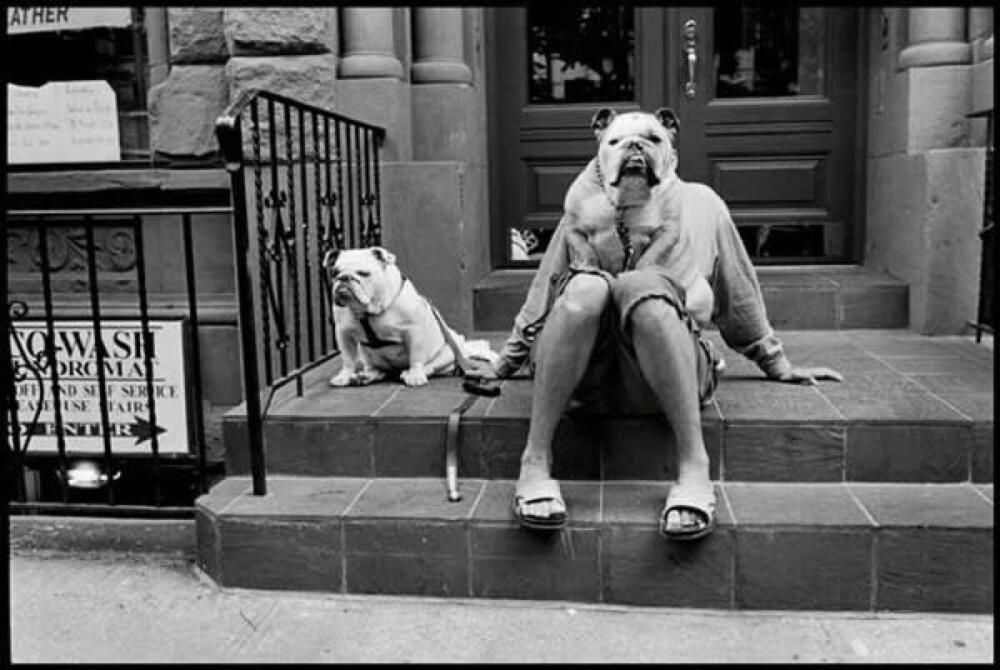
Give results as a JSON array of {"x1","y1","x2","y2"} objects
[{"x1": 2, "y1": 3, "x2": 994, "y2": 663}]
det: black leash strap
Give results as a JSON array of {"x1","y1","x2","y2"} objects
[
  {"x1": 444, "y1": 394, "x2": 479, "y2": 502},
  {"x1": 427, "y1": 301, "x2": 502, "y2": 501}
]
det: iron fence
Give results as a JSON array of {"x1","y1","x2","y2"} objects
[
  {"x1": 215, "y1": 89, "x2": 386, "y2": 496},
  {"x1": 4, "y1": 207, "x2": 229, "y2": 517}
]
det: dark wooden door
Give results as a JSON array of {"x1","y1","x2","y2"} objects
[{"x1": 488, "y1": 5, "x2": 862, "y2": 266}]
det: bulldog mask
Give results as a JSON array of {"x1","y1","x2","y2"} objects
[
  {"x1": 562, "y1": 107, "x2": 713, "y2": 320},
  {"x1": 593, "y1": 107, "x2": 680, "y2": 208},
  {"x1": 324, "y1": 246, "x2": 497, "y2": 388}
]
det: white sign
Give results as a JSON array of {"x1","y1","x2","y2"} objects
[
  {"x1": 10, "y1": 320, "x2": 191, "y2": 456},
  {"x1": 8, "y1": 80, "x2": 121, "y2": 164},
  {"x1": 7, "y1": 7, "x2": 132, "y2": 35}
]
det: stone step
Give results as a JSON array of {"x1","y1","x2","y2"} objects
[
  {"x1": 222, "y1": 330, "x2": 993, "y2": 485},
  {"x1": 195, "y1": 476, "x2": 994, "y2": 613},
  {"x1": 473, "y1": 266, "x2": 909, "y2": 331}
]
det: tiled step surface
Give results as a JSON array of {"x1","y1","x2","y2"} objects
[
  {"x1": 473, "y1": 266, "x2": 909, "y2": 331},
  {"x1": 223, "y1": 330, "x2": 993, "y2": 484},
  {"x1": 196, "y1": 476, "x2": 994, "y2": 613}
]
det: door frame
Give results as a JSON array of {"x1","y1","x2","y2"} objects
[{"x1": 485, "y1": 6, "x2": 870, "y2": 268}]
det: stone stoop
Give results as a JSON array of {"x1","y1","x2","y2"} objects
[
  {"x1": 200, "y1": 329, "x2": 994, "y2": 613},
  {"x1": 197, "y1": 476, "x2": 993, "y2": 613},
  {"x1": 473, "y1": 266, "x2": 909, "y2": 331}
]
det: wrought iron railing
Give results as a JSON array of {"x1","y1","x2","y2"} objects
[
  {"x1": 215, "y1": 89, "x2": 386, "y2": 496},
  {"x1": 4, "y1": 207, "x2": 228, "y2": 517}
]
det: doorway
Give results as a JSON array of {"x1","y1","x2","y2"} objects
[{"x1": 487, "y1": 5, "x2": 863, "y2": 267}]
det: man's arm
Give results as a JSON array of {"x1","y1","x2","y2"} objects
[
  {"x1": 710, "y1": 200, "x2": 842, "y2": 385},
  {"x1": 493, "y1": 220, "x2": 571, "y2": 378}
]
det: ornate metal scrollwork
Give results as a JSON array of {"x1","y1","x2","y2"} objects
[{"x1": 6, "y1": 300, "x2": 51, "y2": 456}]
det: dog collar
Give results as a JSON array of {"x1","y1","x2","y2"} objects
[{"x1": 358, "y1": 276, "x2": 409, "y2": 349}]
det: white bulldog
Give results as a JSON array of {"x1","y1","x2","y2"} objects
[{"x1": 324, "y1": 246, "x2": 497, "y2": 387}]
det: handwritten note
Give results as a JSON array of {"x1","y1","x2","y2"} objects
[{"x1": 7, "y1": 80, "x2": 121, "y2": 164}]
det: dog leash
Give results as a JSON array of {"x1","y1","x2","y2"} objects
[{"x1": 427, "y1": 302, "x2": 501, "y2": 502}]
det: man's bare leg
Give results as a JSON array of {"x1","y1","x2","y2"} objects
[
  {"x1": 629, "y1": 298, "x2": 712, "y2": 532},
  {"x1": 517, "y1": 274, "x2": 609, "y2": 520}
]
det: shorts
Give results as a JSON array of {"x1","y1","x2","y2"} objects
[{"x1": 531, "y1": 266, "x2": 721, "y2": 415}]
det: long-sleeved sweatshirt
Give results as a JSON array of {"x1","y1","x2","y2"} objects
[{"x1": 496, "y1": 159, "x2": 791, "y2": 379}]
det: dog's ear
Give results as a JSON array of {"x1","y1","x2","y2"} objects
[
  {"x1": 590, "y1": 107, "x2": 617, "y2": 140},
  {"x1": 369, "y1": 246, "x2": 397, "y2": 266},
  {"x1": 654, "y1": 108, "x2": 680, "y2": 143},
  {"x1": 322, "y1": 249, "x2": 340, "y2": 273}
]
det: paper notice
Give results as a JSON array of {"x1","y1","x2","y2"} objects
[{"x1": 7, "y1": 80, "x2": 121, "y2": 164}]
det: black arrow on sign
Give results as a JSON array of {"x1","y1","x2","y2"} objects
[{"x1": 133, "y1": 416, "x2": 167, "y2": 445}]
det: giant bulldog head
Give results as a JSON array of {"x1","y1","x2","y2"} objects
[{"x1": 590, "y1": 108, "x2": 680, "y2": 203}]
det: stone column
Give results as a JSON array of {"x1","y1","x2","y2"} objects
[
  {"x1": 411, "y1": 8, "x2": 474, "y2": 162},
  {"x1": 894, "y1": 8, "x2": 977, "y2": 152},
  {"x1": 968, "y1": 8, "x2": 993, "y2": 120},
  {"x1": 338, "y1": 8, "x2": 403, "y2": 79},
  {"x1": 411, "y1": 8, "x2": 471, "y2": 84},
  {"x1": 335, "y1": 7, "x2": 411, "y2": 161},
  {"x1": 392, "y1": 8, "x2": 488, "y2": 331},
  {"x1": 899, "y1": 8, "x2": 971, "y2": 69}
]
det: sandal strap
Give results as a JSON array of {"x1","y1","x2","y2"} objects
[
  {"x1": 662, "y1": 482, "x2": 716, "y2": 518},
  {"x1": 514, "y1": 478, "x2": 563, "y2": 504}
]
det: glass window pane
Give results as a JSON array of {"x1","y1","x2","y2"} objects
[
  {"x1": 528, "y1": 6, "x2": 635, "y2": 104},
  {"x1": 714, "y1": 4, "x2": 826, "y2": 98}
]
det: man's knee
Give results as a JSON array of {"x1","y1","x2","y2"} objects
[
  {"x1": 555, "y1": 273, "x2": 610, "y2": 321},
  {"x1": 629, "y1": 297, "x2": 684, "y2": 341}
]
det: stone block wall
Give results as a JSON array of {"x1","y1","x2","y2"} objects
[
  {"x1": 148, "y1": 7, "x2": 490, "y2": 331},
  {"x1": 865, "y1": 7, "x2": 993, "y2": 335}
]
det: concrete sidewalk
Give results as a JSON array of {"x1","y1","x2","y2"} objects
[{"x1": 9, "y1": 550, "x2": 993, "y2": 663}]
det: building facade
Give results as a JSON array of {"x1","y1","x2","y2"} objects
[{"x1": 6, "y1": 6, "x2": 994, "y2": 462}]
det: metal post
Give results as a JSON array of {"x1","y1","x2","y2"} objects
[{"x1": 217, "y1": 113, "x2": 268, "y2": 496}]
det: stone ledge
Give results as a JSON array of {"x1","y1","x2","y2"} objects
[
  {"x1": 197, "y1": 477, "x2": 993, "y2": 612},
  {"x1": 6, "y1": 168, "x2": 230, "y2": 195},
  {"x1": 10, "y1": 515, "x2": 195, "y2": 557}
]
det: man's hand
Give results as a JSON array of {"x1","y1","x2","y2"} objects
[{"x1": 771, "y1": 366, "x2": 843, "y2": 386}]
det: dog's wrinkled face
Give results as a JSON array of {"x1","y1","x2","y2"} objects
[
  {"x1": 323, "y1": 247, "x2": 397, "y2": 311},
  {"x1": 592, "y1": 108, "x2": 679, "y2": 197}
]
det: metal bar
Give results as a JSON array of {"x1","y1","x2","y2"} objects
[
  {"x1": 347, "y1": 124, "x2": 357, "y2": 249},
  {"x1": 284, "y1": 102, "x2": 303, "y2": 377},
  {"x1": 302, "y1": 106, "x2": 316, "y2": 363},
  {"x1": 9, "y1": 207, "x2": 233, "y2": 218},
  {"x1": 333, "y1": 118, "x2": 346, "y2": 251},
  {"x1": 219, "y1": 88, "x2": 386, "y2": 134},
  {"x1": 362, "y1": 127, "x2": 372, "y2": 246},
  {"x1": 266, "y1": 350, "x2": 341, "y2": 394},
  {"x1": 373, "y1": 129, "x2": 383, "y2": 246},
  {"x1": 37, "y1": 222, "x2": 70, "y2": 503},
  {"x1": 132, "y1": 214, "x2": 163, "y2": 506},
  {"x1": 5, "y1": 302, "x2": 27, "y2": 502},
  {"x1": 84, "y1": 219, "x2": 117, "y2": 505},
  {"x1": 181, "y1": 213, "x2": 209, "y2": 495},
  {"x1": 221, "y1": 114, "x2": 268, "y2": 497},
  {"x1": 257, "y1": 99, "x2": 273, "y2": 386},
  {"x1": 319, "y1": 115, "x2": 333, "y2": 353},
  {"x1": 270, "y1": 99, "x2": 288, "y2": 379}
]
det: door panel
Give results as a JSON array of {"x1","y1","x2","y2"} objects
[
  {"x1": 489, "y1": 5, "x2": 860, "y2": 266},
  {"x1": 678, "y1": 6, "x2": 859, "y2": 263}
]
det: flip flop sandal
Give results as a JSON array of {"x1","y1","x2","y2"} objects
[
  {"x1": 659, "y1": 481, "x2": 717, "y2": 542},
  {"x1": 512, "y1": 478, "x2": 567, "y2": 530}
]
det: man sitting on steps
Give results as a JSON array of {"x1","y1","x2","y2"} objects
[{"x1": 489, "y1": 107, "x2": 843, "y2": 540}]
